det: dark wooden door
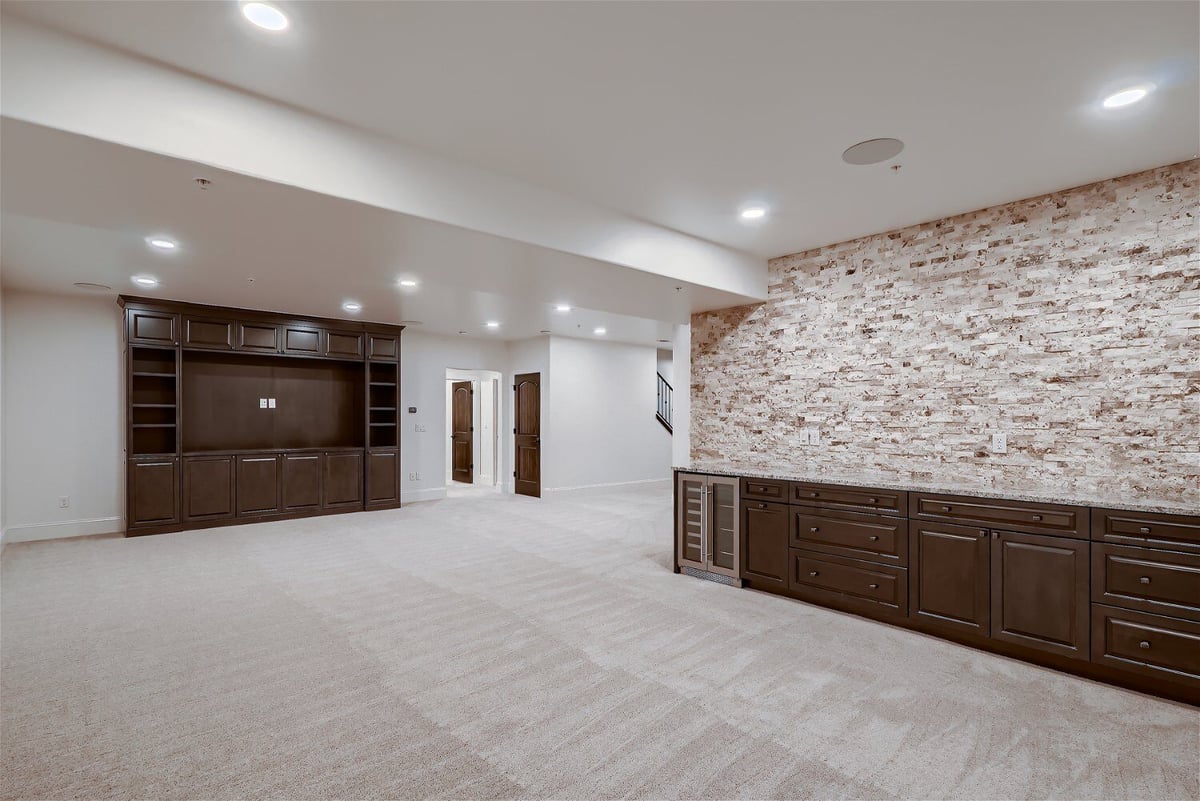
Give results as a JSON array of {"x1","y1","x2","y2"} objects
[
  {"x1": 324, "y1": 451, "x2": 363, "y2": 508},
  {"x1": 991, "y1": 530, "x2": 1090, "y2": 660},
  {"x1": 742, "y1": 500, "x2": 790, "y2": 589},
  {"x1": 451, "y1": 381, "x2": 473, "y2": 484},
  {"x1": 183, "y1": 456, "x2": 235, "y2": 521},
  {"x1": 236, "y1": 454, "x2": 281, "y2": 516},
  {"x1": 128, "y1": 458, "x2": 178, "y2": 526},
  {"x1": 910, "y1": 521, "x2": 990, "y2": 636},
  {"x1": 513, "y1": 372, "x2": 540, "y2": 498},
  {"x1": 282, "y1": 453, "x2": 322, "y2": 511}
]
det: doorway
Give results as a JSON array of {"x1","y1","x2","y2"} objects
[{"x1": 444, "y1": 368, "x2": 501, "y2": 494}]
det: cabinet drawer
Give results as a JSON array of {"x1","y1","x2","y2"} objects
[
  {"x1": 910, "y1": 492, "x2": 1087, "y2": 538},
  {"x1": 789, "y1": 549, "x2": 907, "y2": 615},
  {"x1": 1092, "y1": 543, "x2": 1200, "y2": 621},
  {"x1": 1091, "y1": 508, "x2": 1200, "y2": 554},
  {"x1": 790, "y1": 481, "x2": 905, "y2": 515},
  {"x1": 742, "y1": 477, "x2": 787, "y2": 503},
  {"x1": 1092, "y1": 605, "x2": 1200, "y2": 683},
  {"x1": 792, "y1": 509, "x2": 908, "y2": 566}
]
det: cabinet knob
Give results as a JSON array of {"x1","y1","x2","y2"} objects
[
  {"x1": 1031, "y1": 514, "x2": 1043, "y2": 522},
  {"x1": 868, "y1": 535, "x2": 879, "y2": 541},
  {"x1": 810, "y1": 527, "x2": 820, "y2": 532},
  {"x1": 809, "y1": 571, "x2": 819, "y2": 577},
  {"x1": 979, "y1": 530, "x2": 988, "y2": 537},
  {"x1": 758, "y1": 503, "x2": 767, "y2": 509},
  {"x1": 942, "y1": 506, "x2": 952, "y2": 512},
  {"x1": 868, "y1": 497, "x2": 878, "y2": 504},
  {"x1": 868, "y1": 583, "x2": 879, "y2": 589},
  {"x1": 1139, "y1": 640, "x2": 1151, "y2": 649},
  {"x1": 1139, "y1": 526, "x2": 1152, "y2": 534},
  {"x1": 811, "y1": 492, "x2": 820, "y2": 497},
  {"x1": 1139, "y1": 576, "x2": 1151, "y2": 584}
]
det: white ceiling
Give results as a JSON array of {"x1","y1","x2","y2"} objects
[
  {"x1": 5, "y1": 0, "x2": 1197, "y2": 259},
  {"x1": 0, "y1": 119, "x2": 742, "y2": 346}
]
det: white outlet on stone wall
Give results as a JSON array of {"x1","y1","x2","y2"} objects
[
  {"x1": 992, "y1": 432, "x2": 1008, "y2": 454},
  {"x1": 809, "y1": 428, "x2": 821, "y2": 447},
  {"x1": 797, "y1": 429, "x2": 810, "y2": 446}
]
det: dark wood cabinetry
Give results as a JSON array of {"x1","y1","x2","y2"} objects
[
  {"x1": 678, "y1": 471, "x2": 1200, "y2": 703},
  {"x1": 122, "y1": 297, "x2": 402, "y2": 536},
  {"x1": 742, "y1": 499, "x2": 790, "y2": 589},
  {"x1": 990, "y1": 529, "x2": 1089, "y2": 660}
]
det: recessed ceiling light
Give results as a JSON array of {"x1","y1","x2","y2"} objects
[
  {"x1": 398, "y1": 279, "x2": 418, "y2": 288},
  {"x1": 342, "y1": 301, "x2": 362, "y2": 313},
  {"x1": 145, "y1": 236, "x2": 177, "y2": 251},
  {"x1": 593, "y1": 327, "x2": 607, "y2": 335},
  {"x1": 555, "y1": 304, "x2": 572, "y2": 312},
  {"x1": 842, "y1": 138, "x2": 905, "y2": 165},
  {"x1": 739, "y1": 206, "x2": 767, "y2": 220},
  {"x1": 241, "y1": 1, "x2": 289, "y2": 31},
  {"x1": 132, "y1": 276, "x2": 159, "y2": 288},
  {"x1": 1102, "y1": 84, "x2": 1153, "y2": 109},
  {"x1": 485, "y1": 321, "x2": 500, "y2": 328}
]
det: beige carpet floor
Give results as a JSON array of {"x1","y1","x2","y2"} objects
[{"x1": 2, "y1": 483, "x2": 1197, "y2": 800}]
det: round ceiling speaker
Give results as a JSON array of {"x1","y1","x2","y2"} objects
[{"x1": 842, "y1": 138, "x2": 905, "y2": 165}]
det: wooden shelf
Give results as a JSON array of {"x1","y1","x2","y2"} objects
[
  {"x1": 133, "y1": 423, "x2": 177, "y2": 429},
  {"x1": 132, "y1": 371, "x2": 176, "y2": 378},
  {"x1": 133, "y1": 403, "x2": 177, "y2": 409},
  {"x1": 369, "y1": 381, "x2": 397, "y2": 387},
  {"x1": 369, "y1": 422, "x2": 396, "y2": 427},
  {"x1": 368, "y1": 406, "x2": 396, "y2": 411}
]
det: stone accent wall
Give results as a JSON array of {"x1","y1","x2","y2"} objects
[{"x1": 692, "y1": 160, "x2": 1200, "y2": 503}]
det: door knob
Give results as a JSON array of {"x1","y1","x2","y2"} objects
[
  {"x1": 1139, "y1": 641, "x2": 1151, "y2": 649},
  {"x1": 1139, "y1": 576, "x2": 1151, "y2": 584}
]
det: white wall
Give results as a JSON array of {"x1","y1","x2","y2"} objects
[
  {"x1": 656, "y1": 348, "x2": 673, "y2": 385},
  {"x1": 2, "y1": 291, "x2": 123, "y2": 543},
  {"x1": 543, "y1": 337, "x2": 672, "y2": 490},
  {"x1": 400, "y1": 330, "x2": 509, "y2": 501},
  {"x1": 671, "y1": 323, "x2": 691, "y2": 467}
]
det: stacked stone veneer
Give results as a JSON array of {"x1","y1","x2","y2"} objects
[{"x1": 692, "y1": 160, "x2": 1200, "y2": 503}]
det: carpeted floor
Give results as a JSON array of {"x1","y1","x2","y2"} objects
[{"x1": 2, "y1": 483, "x2": 1197, "y2": 800}]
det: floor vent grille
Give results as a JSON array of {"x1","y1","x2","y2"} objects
[{"x1": 681, "y1": 567, "x2": 741, "y2": 587}]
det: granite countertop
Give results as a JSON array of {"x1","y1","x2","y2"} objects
[{"x1": 673, "y1": 460, "x2": 1200, "y2": 516}]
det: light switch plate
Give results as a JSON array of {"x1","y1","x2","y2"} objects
[
  {"x1": 992, "y1": 432, "x2": 1007, "y2": 454},
  {"x1": 797, "y1": 429, "x2": 810, "y2": 446},
  {"x1": 259, "y1": 398, "x2": 268, "y2": 409},
  {"x1": 268, "y1": 398, "x2": 276, "y2": 409}
]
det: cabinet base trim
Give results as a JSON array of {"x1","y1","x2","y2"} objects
[{"x1": 681, "y1": 566, "x2": 743, "y2": 587}]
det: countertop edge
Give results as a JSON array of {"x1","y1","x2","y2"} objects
[{"x1": 672, "y1": 464, "x2": 1200, "y2": 517}]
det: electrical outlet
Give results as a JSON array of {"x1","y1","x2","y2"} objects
[
  {"x1": 408, "y1": 472, "x2": 416, "y2": 481},
  {"x1": 259, "y1": 398, "x2": 268, "y2": 409},
  {"x1": 58, "y1": 496, "x2": 69, "y2": 509},
  {"x1": 268, "y1": 398, "x2": 276, "y2": 409},
  {"x1": 797, "y1": 429, "x2": 810, "y2": 446},
  {"x1": 992, "y1": 432, "x2": 1008, "y2": 454},
  {"x1": 809, "y1": 428, "x2": 821, "y2": 447}
]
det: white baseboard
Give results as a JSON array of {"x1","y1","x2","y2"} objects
[
  {"x1": 402, "y1": 487, "x2": 448, "y2": 503},
  {"x1": 544, "y1": 477, "x2": 672, "y2": 493},
  {"x1": 2, "y1": 516, "x2": 123, "y2": 545}
]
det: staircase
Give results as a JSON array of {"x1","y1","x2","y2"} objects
[{"x1": 656, "y1": 372, "x2": 673, "y2": 433}]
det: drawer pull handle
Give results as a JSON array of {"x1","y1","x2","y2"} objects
[
  {"x1": 942, "y1": 506, "x2": 952, "y2": 512},
  {"x1": 868, "y1": 583, "x2": 879, "y2": 589},
  {"x1": 811, "y1": 492, "x2": 820, "y2": 498},
  {"x1": 1139, "y1": 640, "x2": 1151, "y2": 649},
  {"x1": 1139, "y1": 526, "x2": 1151, "y2": 534},
  {"x1": 868, "y1": 497, "x2": 877, "y2": 503},
  {"x1": 758, "y1": 503, "x2": 767, "y2": 509},
  {"x1": 868, "y1": 535, "x2": 879, "y2": 541},
  {"x1": 810, "y1": 527, "x2": 820, "y2": 532},
  {"x1": 809, "y1": 571, "x2": 819, "y2": 577},
  {"x1": 1139, "y1": 576, "x2": 1151, "y2": 584},
  {"x1": 1031, "y1": 514, "x2": 1043, "y2": 521}
]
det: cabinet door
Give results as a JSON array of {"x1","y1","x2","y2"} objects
[
  {"x1": 237, "y1": 322, "x2": 281, "y2": 353},
  {"x1": 237, "y1": 454, "x2": 281, "y2": 516},
  {"x1": 706, "y1": 476, "x2": 740, "y2": 578},
  {"x1": 910, "y1": 521, "x2": 990, "y2": 635},
  {"x1": 742, "y1": 500, "x2": 790, "y2": 589},
  {"x1": 282, "y1": 454, "x2": 322, "y2": 511},
  {"x1": 676, "y1": 473, "x2": 706, "y2": 570},
  {"x1": 992, "y1": 530, "x2": 1089, "y2": 660},
  {"x1": 325, "y1": 330, "x2": 364, "y2": 359},
  {"x1": 183, "y1": 456, "x2": 235, "y2": 521},
  {"x1": 127, "y1": 309, "x2": 178, "y2": 345},
  {"x1": 283, "y1": 326, "x2": 322, "y2": 356},
  {"x1": 367, "y1": 333, "x2": 399, "y2": 361},
  {"x1": 324, "y1": 451, "x2": 363, "y2": 508},
  {"x1": 128, "y1": 458, "x2": 178, "y2": 526},
  {"x1": 183, "y1": 317, "x2": 234, "y2": 350},
  {"x1": 367, "y1": 450, "x2": 399, "y2": 505}
]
